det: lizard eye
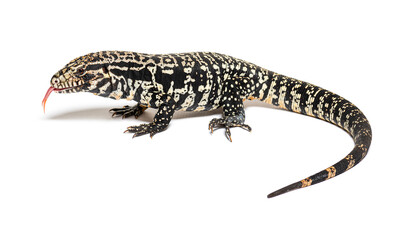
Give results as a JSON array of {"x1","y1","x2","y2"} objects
[{"x1": 77, "y1": 68, "x2": 85, "y2": 75}]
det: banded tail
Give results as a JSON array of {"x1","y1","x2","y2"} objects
[{"x1": 259, "y1": 73, "x2": 372, "y2": 198}]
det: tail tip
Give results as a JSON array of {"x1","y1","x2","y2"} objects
[{"x1": 267, "y1": 182, "x2": 302, "y2": 198}]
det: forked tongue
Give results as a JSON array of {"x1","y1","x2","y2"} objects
[{"x1": 42, "y1": 87, "x2": 55, "y2": 113}]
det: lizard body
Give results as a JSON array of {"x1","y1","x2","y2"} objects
[{"x1": 44, "y1": 51, "x2": 372, "y2": 198}]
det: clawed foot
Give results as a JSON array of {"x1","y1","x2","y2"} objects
[
  {"x1": 208, "y1": 117, "x2": 251, "y2": 142},
  {"x1": 124, "y1": 123, "x2": 166, "y2": 138},
  {"x1": 109, "y1": 105, "x2": 147, "y2": 119}
]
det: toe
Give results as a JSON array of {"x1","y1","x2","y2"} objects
[{"x1": 225, "y1": 127, "x2": 232, "y2": 142}]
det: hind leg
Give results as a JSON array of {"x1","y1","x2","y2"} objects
[{"x1": 209, "y1": 79, "x2": 251, "y2": 141}]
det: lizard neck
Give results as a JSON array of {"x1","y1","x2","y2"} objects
[{"x1": 98, "y1": 51, "x2": 157, "y2": 103}]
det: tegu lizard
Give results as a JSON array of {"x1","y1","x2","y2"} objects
[{"x1": 42, "y1": 51, "x2": 372, "y2": 198}]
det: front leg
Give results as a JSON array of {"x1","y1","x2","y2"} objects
[
  {"x1": 125, "y1": 94, "x2": 176, "y2": 138},
  {"x1": 109, "y1": 104, "x2": 147, "y2": 119}
]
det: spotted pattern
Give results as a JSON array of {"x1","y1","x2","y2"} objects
[
  {"x1": 49, "y1": 51, "x2": 372, "y2": 198},
  {"x1": 326, "y1": 166, "x2": 337, "y2": 180},
  {"x1": 301, "y1": 178, "x2": 313, "y2": 188}
]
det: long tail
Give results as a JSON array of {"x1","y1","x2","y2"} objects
[{"x1": 258, "y1": 73, "x2": 372, "y2": 198}]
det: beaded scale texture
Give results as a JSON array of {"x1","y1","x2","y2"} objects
[{"x1": 43, "y1": 51, "x2": 372, "y2": 198}]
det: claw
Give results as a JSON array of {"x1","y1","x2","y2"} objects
[
  {"x1": 225, "y1": 127, "x2": 232, "y2": 142},
  {"x1": 240, "y1": 124, "x2": 252, "y2": 132}
]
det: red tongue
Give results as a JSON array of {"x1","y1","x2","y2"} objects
[{"x1": 42, "y1": 87, "x2": 55, "y2": 113}]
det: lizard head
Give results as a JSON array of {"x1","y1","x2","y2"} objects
[
  {"x1": 49, "y1": 53, "x2": 111, "y2": 94},
  {"x1": 43, "y1": 52, "x2": 112, "y2": 112}
]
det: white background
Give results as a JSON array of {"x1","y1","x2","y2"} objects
[{"x1": 1, "y1": 1, "x2": 409, "y2": 239}]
